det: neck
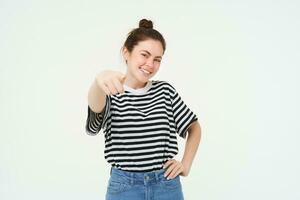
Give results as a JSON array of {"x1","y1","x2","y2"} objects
[{"x1": 124, "y1": 76, "x2": 148, "y2": 89}]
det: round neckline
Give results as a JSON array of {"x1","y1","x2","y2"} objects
[{"x1": 124, "y1": 81, "x2": 152, "y2": 95}]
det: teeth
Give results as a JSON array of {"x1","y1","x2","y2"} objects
[{"x1": 141, "y1": 68, "x2": 150, "y2": 74}]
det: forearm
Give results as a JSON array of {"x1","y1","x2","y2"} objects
[
  {"x1": 88, "y1": 78, "x2": 106, "y2": 113},
  {"x1": 181, "y1": 121, "x2": 201, "y2": 174}
]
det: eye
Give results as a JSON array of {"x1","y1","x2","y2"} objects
[
  {"x1": 155, "y1": 59, "x2": 161, "y2": 63},
  {"x1": 141, "y1": 54, "x2": 147, "y2": 57}
]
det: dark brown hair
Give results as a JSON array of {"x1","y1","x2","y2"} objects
[{"x1": 122, "y1": 19, "x2": 166, "y2": 54}]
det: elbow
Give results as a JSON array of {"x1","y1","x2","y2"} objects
[{"x1": 187, "y1": 121, "x2": 201, "y2": 139}]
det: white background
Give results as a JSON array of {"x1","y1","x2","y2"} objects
[{"x1": 1, "y1": 0, "x2": 299, "y2": 199}]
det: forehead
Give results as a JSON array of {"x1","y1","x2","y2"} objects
[{"x1": 133, "y1": 39, "x2": 164, "y2": 57}]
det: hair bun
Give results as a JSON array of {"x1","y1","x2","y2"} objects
[{"x1": 139, "y1": 19, "x2": 153, "y2": 29}]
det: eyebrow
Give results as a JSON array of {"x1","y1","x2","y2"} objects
[{"x1": 140, "y1": 50, "x2": 162, "y2": 59}]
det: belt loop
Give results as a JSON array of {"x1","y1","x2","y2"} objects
[
  {"x1": 155, "y1": 170, "x2": 159, "y2": 181},
  {"x1": 131, "y1": 172, "x2": 134, "y2": 185},
  {"x1": 110, "y1": 167, "x2": 112, "y2": 175}
]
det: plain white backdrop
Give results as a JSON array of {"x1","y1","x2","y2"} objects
[{"x1": 1, "y1": 0, "x2": 299, "y2": 199}]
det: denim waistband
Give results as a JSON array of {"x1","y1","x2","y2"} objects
[{"x1": 110, "y1": 167, "x2": 168, "y2": 185}]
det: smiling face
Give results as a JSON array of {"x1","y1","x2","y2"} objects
[{"x1": 123, "y1": 39, "x2": 164, "y2": 89}]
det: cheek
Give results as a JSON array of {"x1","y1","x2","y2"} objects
[
  {"x1": 153, "y1": 64, "x2": 161, "y2": 72},
  {"x1": 133, "y1": 56, "x2": 146, "y2": 64},
  {"x1": 128, "y1": 55, "x2": 144, "y2": 66},
  {"x1": 138, "y1": 58, "x2": 147, "y2": 65}
]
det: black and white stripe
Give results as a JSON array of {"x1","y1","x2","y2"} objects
[{"x1": 85, "y1": 80, "x2": 197, "y2": 172}]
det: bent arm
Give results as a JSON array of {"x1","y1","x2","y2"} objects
[{"x1": 181, "y1": 121, "x2": 202, "y2": 175}]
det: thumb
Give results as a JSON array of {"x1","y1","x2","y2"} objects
[
  {"x1": 163, "y1": 159, "x2": 173, "y2": 169},
  {"x1": 119, "y1": 74, "x2": 126, "y2": 84}
]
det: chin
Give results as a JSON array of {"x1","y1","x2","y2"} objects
[
  {"x1": 135, "y1": 74, "x2": 151, "y2": 83},
  {"x1": 138, "y1": 77, "x2": 149, "y2": 84}
]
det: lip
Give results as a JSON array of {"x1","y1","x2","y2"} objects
[{"x1": 139, "y1": 67, "x2": 152, "y2": 75}]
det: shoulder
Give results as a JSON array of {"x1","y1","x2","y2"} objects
[{"x1": 151, "y1": 80, "x2": 176, "y2": 92}]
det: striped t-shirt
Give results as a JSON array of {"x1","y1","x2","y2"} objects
[{"x1": 85, "y1": 80, "x2": 197, "y2": 172}]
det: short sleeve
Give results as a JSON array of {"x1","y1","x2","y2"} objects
[
  {"x1": 171, "y1": 88, "x2": 198, "y2": 139},
  {"x1": 85, "y1": 95, "x2": 111, "y2": 136}
]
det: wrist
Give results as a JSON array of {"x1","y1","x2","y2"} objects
[{"x1": 181, "y1": 160, "x2": 191, "y2": 175}]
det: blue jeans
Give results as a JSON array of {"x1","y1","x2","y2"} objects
[{"x1": 105, "y1": 167, "x2": 184, "y2": 200}]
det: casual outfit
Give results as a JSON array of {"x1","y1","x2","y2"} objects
[
  {"x1": 85, "y1": 80, "x2": 197, "y2": 199},
  {"x1": 106, "y1": 167, "x2": 184, "y2": 200}
]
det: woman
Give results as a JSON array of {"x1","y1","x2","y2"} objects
[{"x1": 85, "y1": 18, "x2": 201, "y2": 200}]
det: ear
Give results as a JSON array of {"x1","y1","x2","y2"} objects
[{"x1": 122, "y1": 46, "x2": 129, "y2": 61}]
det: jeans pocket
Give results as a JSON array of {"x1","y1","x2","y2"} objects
[
  {"x1": 107, "y1": 180, "x2": 131, "y2": 195},
  {"x1": 161, "y1": 175, "x2": 182, "y2": 190}
]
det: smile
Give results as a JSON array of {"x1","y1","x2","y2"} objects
[{"x1": 140, "y1": 68, "x2": 151, "y2": 75}]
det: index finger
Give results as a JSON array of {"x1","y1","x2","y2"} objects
[{"x1": 163, "y1": 159, "x2": 174, "y2": 169}]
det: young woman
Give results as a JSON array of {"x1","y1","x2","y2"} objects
[{"x1": 85, "y1": 19, "x2": 201, "y2": 200}]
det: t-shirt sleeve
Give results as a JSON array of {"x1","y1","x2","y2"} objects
[
  {"x1": 171, "y1": 87, "x2": 198, "y2": 139},
  {"x1": 85, "y1": 95, "x2": 111, "y2": 136}
]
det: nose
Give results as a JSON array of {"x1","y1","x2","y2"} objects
[{"x1": 145, "y1": 59, "x2": 154, "y2": 68}]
